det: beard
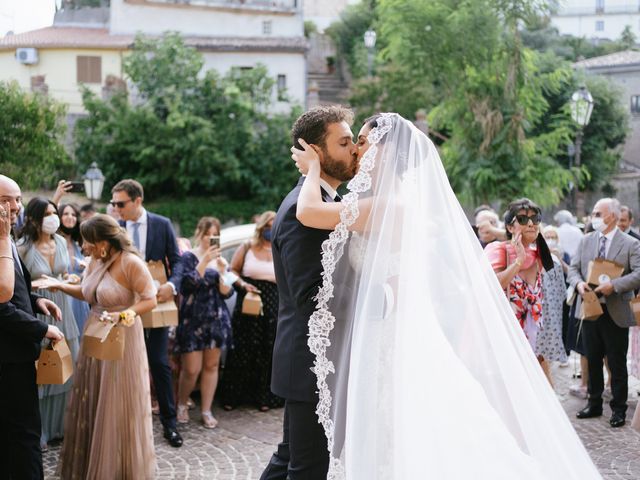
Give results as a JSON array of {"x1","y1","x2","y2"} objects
[{"x1": 321, "y1": 148, "x2": 358, "y2": 182}]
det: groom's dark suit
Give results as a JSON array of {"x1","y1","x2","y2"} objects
[
  {"x1": 0, "y1": 242, "x2": 49, "y2": 479},
  {"x1": 261, "y1": 177, "x2": 336, "y2": 480}
]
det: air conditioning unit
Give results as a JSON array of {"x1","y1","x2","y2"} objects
[{"x1": 16, "y1": 48, "x2": 38, "y2": 65}]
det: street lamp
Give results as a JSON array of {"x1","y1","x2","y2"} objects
[
  {"x1": 83, "y1": 162, "x2": 105, "y2": 203},
  {"x1": 569, "y1": 85, "x2": 594, "y2": 217},
  {"x1": 364, "y1": 29, "x2": 377, "y2": 77}
]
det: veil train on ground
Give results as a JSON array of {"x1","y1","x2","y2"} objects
[{"x1": 307, "y1": 113, "x2": 602, "y2": 479}]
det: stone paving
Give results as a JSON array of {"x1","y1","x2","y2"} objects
[{"x1": 44, "y1": 354, "x2": 640, "y2": 479}]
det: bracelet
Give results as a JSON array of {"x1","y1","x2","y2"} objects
[{"x1": 0, "y1": 255, "x2": 13, "y2": 261}]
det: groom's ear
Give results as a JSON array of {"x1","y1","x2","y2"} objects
[{"x1": 310, "y1": 143, "x2": 323, "y2": 160}]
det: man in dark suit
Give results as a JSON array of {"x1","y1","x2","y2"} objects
[
  {"x1": 568, "y1": 198, "x2": 640, "y2": 428},
  {"x1": 618, "y1": 205, "x2": 640, "y2": 242},
  {"x1": 261, "y1": 106, "x2": 359, "y2": 480},
  {"x1": 111, "y1": 179, "x2": 183, "y2": 447},
  {"x1": 0, "y1": 175, "x2": 64, "y2": 479}
]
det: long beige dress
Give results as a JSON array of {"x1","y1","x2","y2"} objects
[{"x1": 58, "y1": 252, "x2": 156, "y2": 479}]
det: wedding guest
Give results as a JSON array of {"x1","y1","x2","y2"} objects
[
  {"x1": 618, "y1": 206, "x2": 640, "y2": 241},
  {"x1": 0, "y1": 201, "x2": 14, "y2": 301},
  {"x1": 18, "y1": 197, "x2": 80, "y2": 451},
  {"x1": 485, "y1": 198, "x2": 554, "y2": 355},
  {"x1": 568, "y1": 198, "x2": 640, "y2": 428},
  {"x1": 536, "y1": 235, "x2": 569, "y2": 387},
  {"x1": 111, "y1": 178, "x2": 183, "y2": 447},
  {"x1": 55, "y1": 214, "x2": 157, "y2": 478},
  {"x1": 58, "y1": 203, "x2": 90, "y2": 332},
  {"x1": 172, "y1": 216, "x2": 232, "y2": 428},
  {"x1": 79, "y1": 203, "x2": 97, "y2": 222},
  {"x1": 0, "y1": 175, "x2": 64, "y2": 479},
  {"x1": 554, "y1": 210, "x2": 583, "y2": 261},
  {"x1": 221, "y1": 211, "x2": 285, "y2": 412},
  {"x1": 51, "y1": 179, "x2": 73, "y2": 206}
]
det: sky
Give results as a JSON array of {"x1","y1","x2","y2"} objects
[{"x1": 0, "y1": 0, "x2": 56, "y2": 37}]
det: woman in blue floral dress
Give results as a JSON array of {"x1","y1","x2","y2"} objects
[{"x1": 173, "y1": 217, "x2": 233, "y2": 429}]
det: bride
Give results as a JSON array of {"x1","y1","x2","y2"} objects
[{"x1": 291, "y1": 113, "x2": 602, "y2": 479}]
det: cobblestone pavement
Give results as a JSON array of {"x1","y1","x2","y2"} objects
[{"x1": 44, "y1": 354, "x2": 639, "y2": 479}]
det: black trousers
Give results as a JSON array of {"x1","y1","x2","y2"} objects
[
  {"x1": 582, "y1": 307, "x2": 629, "y2": 415},
  {"x1": 260, "y1": 400, "x2": 329, "y2": 480},
  {"x1": 145, "y1": 327, "x2": 177, "y2": 430},
  {"x1": 0, "y1": 362, "x2": 43, "y2": 479}
]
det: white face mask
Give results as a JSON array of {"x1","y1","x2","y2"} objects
[
  {"x1": 546, "y1": 239, "x2": 558, "y2": 249},
  {"x1": 42, "y1": 214, "x2": 60, "y2": 235},
  {"x1": 591, "y1": 217, "x2": 607, "y2": 233}
]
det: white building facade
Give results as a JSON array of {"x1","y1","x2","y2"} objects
[{"x1": 550, "y1": 0, "x2": 640, "y2": 41}]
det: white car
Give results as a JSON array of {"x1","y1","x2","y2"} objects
[{"x1": 219, "y1": 223, "x2": 256, "y2": 314}]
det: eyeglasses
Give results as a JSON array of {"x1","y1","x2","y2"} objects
[
  {"x1": 109, "y1": 199, "x2": 132, "y2": 209},
  {"x1": 512, "y1": 214, "x2": 541, "y2": 226}
]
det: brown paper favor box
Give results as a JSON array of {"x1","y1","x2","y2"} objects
[
  {"x1": 580, "y1": 290, "x2": 604, "y2": 321},
  {"x1": 143, "y1": 260, "x2": 178, "y2": 328},
  {"x1": 83, "y1": 315, "x2": 125, "y2": 361},
  {"x1": 586, "y1": 258, "x2": 624, "y2": 287},
  {"x1": 630, "y1": 297, "x2": 640, "y2": 326},
  {"x1": 37, "y1": 339, "x2": 73, "y2": 385},
  {"x1": 242, "y1": 292, "x2": 263, "y2": 316},
  {"x1": 141, "y1": 301, "x2": 178, "y2": 328}
]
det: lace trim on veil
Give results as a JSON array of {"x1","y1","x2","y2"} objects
[{"x1": 307, "y1": 113, "x2": 394, "y2": 479}]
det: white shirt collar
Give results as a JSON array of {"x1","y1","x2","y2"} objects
[
  {"x1": 599, "y1": 226, "x2": 618, "y2": 241},
  {"x1": 318, "y1": 178, "x2": 338, "y2": 200},
  {"x1": 127, "y1": 208, "x2": 147, "y2": 226}
]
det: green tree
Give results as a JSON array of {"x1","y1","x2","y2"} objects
[
  {"x1": 74, "y1": 33, "x2": 299, "y2": 205},
  {"x1": 0, "y1": 81, "x2": 71, "y2": 189},
  {"x1": 619, "y1": 25, "x2": 637, "y2": 49}
]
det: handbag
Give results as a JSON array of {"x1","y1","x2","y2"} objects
[{"x1": 242, "y1": 292, "x2": 263, "y2": 316}]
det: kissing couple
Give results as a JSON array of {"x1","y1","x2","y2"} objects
[{"x1": 261, "y1": 107, "x2": 602, "y2": 480}]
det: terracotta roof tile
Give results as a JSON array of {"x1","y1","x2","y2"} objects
[{"x1": 0, "y1": 26, "x2": 307, "y2": 53}]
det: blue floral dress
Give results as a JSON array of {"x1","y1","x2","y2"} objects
[{"x1": 173, "y1": 251, "x2": 233, "y2": 353}]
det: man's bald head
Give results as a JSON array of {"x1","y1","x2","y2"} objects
[{"x1": 0, "y1": 175, "x2": 23, "y2": 226}]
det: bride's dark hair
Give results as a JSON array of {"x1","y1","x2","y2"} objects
[{"x1": 80, "y1": 214, "x2": 139, "y2": 256}]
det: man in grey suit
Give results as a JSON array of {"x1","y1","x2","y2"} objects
[{"x1": 568, "y1": 198, "x2": 640, "y2": 427}]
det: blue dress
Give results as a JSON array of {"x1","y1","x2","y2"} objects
[
  {"x1": 173, "y1": 251, "x2": 233, "y2": 353},
  {"x1": 64, "y1": 237, "x2": 90, "y2": 333}
]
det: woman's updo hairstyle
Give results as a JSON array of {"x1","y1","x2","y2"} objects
[{"x1": 80, "y1": 214, "x2": 138, "y2": 256}]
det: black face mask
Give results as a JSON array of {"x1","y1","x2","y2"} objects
[{"x1": 59, "y1": 225, "x2": 75, "y2": 236}]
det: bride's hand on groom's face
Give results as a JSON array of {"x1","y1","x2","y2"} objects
[{"x1": 291, "y1": 138, "x2": 321, "y2": 175}]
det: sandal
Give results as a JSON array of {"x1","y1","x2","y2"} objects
[
  {"x1": 177, "y1": 404, "x2": 190, "y2": 424},
  {"x1": 202, "y1": 411, "x2": 218, "y2": 429},
  {"x1": 259, "y1": 405, "x2": 270, "y2": 412},
  {"x1": 186, "y1": 398, "x2": 196, "y2": 410},
  {"x1": 223, "y1": 404, "x2": 234, "y2": 411}
]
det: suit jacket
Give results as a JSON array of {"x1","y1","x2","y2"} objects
[
  {"x1": 627, "y1": 229, "x2": 640, "y2": 242},
  {"x1": 0, "y1": 249, "x2": 49, "y2": 363},
  {"x1": 567, "y1": 229, "x2": 640, "y2": 328},
  {"x1": 120, "y1": 211, "x2": 182, "y2": 289},
  {"x1": 271, "y1": 177, "x2": 336, "y2": 402}
]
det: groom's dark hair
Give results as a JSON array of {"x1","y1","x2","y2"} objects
[{"x1": 291, "y1": 105, "x2": 354, "y2": 150}]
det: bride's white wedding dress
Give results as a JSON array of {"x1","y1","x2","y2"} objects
[{"x1": 307, "y1": 114, "x2": 602, "y2": 479}]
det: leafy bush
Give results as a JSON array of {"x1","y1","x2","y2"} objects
[
  {"x1": 0, "y1": 81, "x2": 72, "y2": 189},
  {"x1": 74, "y1": 33, "x2": 301, "y2": 206}
]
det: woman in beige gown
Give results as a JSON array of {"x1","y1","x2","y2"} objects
[{"x1": 54, "y1": 214, "x2": 157, "y2": 479}]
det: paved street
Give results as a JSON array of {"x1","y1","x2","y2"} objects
[{"x1": 44, "y1": 355, "x2": 640, "y2": 479}]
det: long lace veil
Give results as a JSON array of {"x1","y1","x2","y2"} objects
[{"x1": 309, "y1": 114, "x2": 602, "y2": 479}]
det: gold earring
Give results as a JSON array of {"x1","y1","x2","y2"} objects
[{"x1": 101, "y1": 248, "x2": 107, "y2": 258}]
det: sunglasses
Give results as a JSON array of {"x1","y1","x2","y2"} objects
[
  {"x1": 109, "y1": 199, "x2": 132, "y2": 209},
  {"x1": 512, "y1": 214, "x2": 541, "y2": 226}
]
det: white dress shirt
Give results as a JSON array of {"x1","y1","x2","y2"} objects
[
  {"x1": 126, "y1": 208, "x2": 148, "y2": 258},
  {"x1": 318, "y1": 178, "x2": 339, "y2": 201},
  {"x1": 598, "y1": 226, "x2": 618, "y2": 259}
]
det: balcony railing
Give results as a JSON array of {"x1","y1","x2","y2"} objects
[
  {"x1": 137, "y1": 0, "x2": 299, "y2": 13},
  {"x1": 554, "y1": 3, "x2": 640, "y2": 16}
]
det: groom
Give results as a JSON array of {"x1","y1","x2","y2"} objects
[{"x1": 261, "y1": 106, "x2": 359, "y2": 480}]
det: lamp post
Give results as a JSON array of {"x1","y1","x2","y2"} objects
[
  {"x1": 569, "y1": 85, "x2": 594, "y2": 217},
  {"x1": 364, "y1": 29, "x2": 377, "y2": 78},
  {"x1": 83, "y1": 162, "x2": 105, "y2": 204}
]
